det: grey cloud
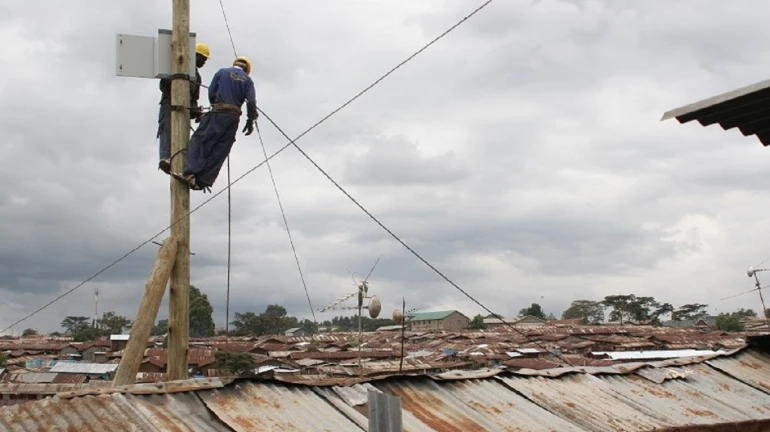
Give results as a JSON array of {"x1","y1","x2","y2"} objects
[
  {"x1": 5, "y1": 0, "x2": 770, "y2": 333},
  {"x1": 344, "y1": 135, "x2": 468, "y2": 185}
]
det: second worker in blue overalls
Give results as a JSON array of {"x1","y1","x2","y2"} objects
[{"x1": 173, "y1": 56, "x2": 258, "y2": 192}]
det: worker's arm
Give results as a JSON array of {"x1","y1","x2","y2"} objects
[
  {"x1": 208, "y1": 70, "x2": 221, "y2": 105},
  {"x1": 242, "y1": 81, "x2": 258, "y2": 136},
  {"x1": 245, "y1": 81, "x2": 257, "y2": 122},
  {"x1": 189, "y1": 70, "x2": 202, "y2": 119},
  {"x1": 159, "y1": 77, "x2": 171, "y2": 94},
  {"x1": 190, "y1": 70, "x2": 201, "y2": 105}
]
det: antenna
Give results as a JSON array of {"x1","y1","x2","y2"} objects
[
  {"x1": 318, "y1": 256, "x2": 384, "y2": 377},
  {"x1": 93, "y1": 287, "x2": 100, "y2": 328},
  {"x1": 723, "y1": 266, "x2": 770, "y2": 329}
]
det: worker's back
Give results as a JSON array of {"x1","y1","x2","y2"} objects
[{"x1": 209, "y1": 66, "x2": 255, "y2": 108}]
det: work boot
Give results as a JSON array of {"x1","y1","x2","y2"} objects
[
  {"x1": 170, "y1": 171, "x2": 204, "y2": 191},
  {"x1": 158, "y1": 158, "x2": 171, "y2": 174}
]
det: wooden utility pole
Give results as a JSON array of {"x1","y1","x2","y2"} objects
[
  {"x1": 113, "y1": 237, "x2": 178, "y2": 386},
  {"x1": 167, "y1": 0, "x2": 192, "y2": 381}
]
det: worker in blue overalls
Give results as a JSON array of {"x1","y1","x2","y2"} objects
[
  {"x1": 171, "y1": 56, "x2": 257, "y2": 192},
  {"x1": 158, "y1": 43, "x2": 211, "y2": 174}
]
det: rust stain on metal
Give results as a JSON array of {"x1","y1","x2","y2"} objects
[
  {"x1": 686, "y1": 408, "x2": 717, "y2": 418},
  {"x1": 386, "y1": 383, "x2": 480, "y2": 432}
]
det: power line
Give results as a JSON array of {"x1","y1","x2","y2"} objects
[
  {"x1": 217, "y1": 0, "x2": 238, "y2": 58},
  {"x1": 256, "y1": 124, "x2": 317, "y2": 323},
  {"x1": 216, "y1": 0, "x2": 315, "y2": 324},
  {"x1": 258, "y1": 108, "x2": 573, "y2": 365},
  {"x1": 1, "y1": 0, "x2": 496, "y2": 335}
]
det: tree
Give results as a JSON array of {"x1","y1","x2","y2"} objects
[
  {"x1": 22, "y1": 328, "x2": 38, "y2": 337},
  {"x1": 716, "y1": 313, "x2": 744, "y2": 332},
  {"x1": 152, "y1": 319, "x2": 168, "y2": 336},
  {"x1": 674, "y1": 304, "x2": 709, "y2": 321},
  {"x1": 562, "y1": 300, "x2": 605, "y2": 324},
  {"x1": 230, "y1": 305, "x2": 302, "y2": 336},
  {"x1": 602, "y1": 295, "x2": 636, "y2": 324},
  {"x1": 98, "y1": 311, "x2": 132, "y2": 335},
  {"x1": 73, "y1": 326, "x2": 103, "y2": 342},
  {"x1": 49, "y1": 332, "x2": 61, "y2": 337},
  {"x1": 0, "y1": 352, "x2": 6, "y2": 367},
  {"x1": 61, "y1": 316, "x2": 90, "y2": 335},
  {"x1": 215, "y1": 350, "x2": 255, "y2": 376},
  {"x1": 298, "y1": 319, "x2": 318, "y2": 334},
  {"x1": 190, "y1": 286, "x2": 215, "y2": 337},
  {"x1": 231, "y1": 312, "x2": 261, "y2": 336},
  {"x1": 732, "y1": 308, "x2": 757, "y2": 318},
  {"x1": 466, "y1": 314, "x2": 487, "y2": 330},
  {"x1": 518, "y1": 303, "x2": 546, "y2": 320},
  {"x1": 546, "y1": 313, "x2": 557, "y2": 320}
]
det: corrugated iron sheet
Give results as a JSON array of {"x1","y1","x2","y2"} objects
[
  {"x1": 706, "y1": 349, "x2": 770, "y2": 392},
  {"x1": 500, "y1": 362, "x2": 770, "y2": 432},
  {"x1": 0, "y1": 391, "x2": 230, "y2": 431},
  {"x1": 661, "y1": 78, "x2": 770, "y2": 146},
  {"x1": 374, "y1": 378, "x2": 581, "y2": 432},
  {"x1": 49, "y1": 362, "x2": 117, "y2": 375},
  {"x1": 197, "y1": 381, "x2": 364, "y2": 431},
  {"x1": 0, "y1": 373, "x2": 57, "y2": 384}
]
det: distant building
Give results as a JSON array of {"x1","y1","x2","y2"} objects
[
  {"x1": 284, "y1": 328, "x2": 310, "y2": 337},
  {"x1": 407, "y1": 311, "x2": 470, "y2": 332},
  {"x1": 663, "y1": 316, "x2": 717, "y2": 330},
  {"x1": 110, "y1": 334, "x2": 130, "y2": 351},
  {"x1": 484, "y1": 315, "x2": 547, "y2": 329}
]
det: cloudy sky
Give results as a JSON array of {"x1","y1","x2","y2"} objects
[{"x1": 3, "y1": 0, "x2": 770, "y2": 334}]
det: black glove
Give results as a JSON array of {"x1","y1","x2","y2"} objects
[
  {"x1": 243, "y1": 119, "x2": 255, "y2": 136},
  {"x1": 190, "y1": 106, "x2": 202, "y2": 122}
]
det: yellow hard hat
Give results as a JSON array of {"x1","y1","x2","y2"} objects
[
  {"x1": 196, "y1": 43, "x2": 211, "y2": 59},
  {"x1": 233, "y1": 56, "x2": 251, "y2": 75}
]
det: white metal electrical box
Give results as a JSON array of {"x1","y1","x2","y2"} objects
[
  {"x1": 115, "y1": 34, "x2": 156, "y2": 78},
  {"x1": 115, "y1": 29, "x2": 196, "y2": 79},
  {"x1": 154, "y1": 29, "x2": 197, "y2": 79}
]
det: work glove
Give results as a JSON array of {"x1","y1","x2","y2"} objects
[
  {"x1": 243, "y1": 119, "x2": 255, "y2": 136},
  {"x1": 190, "y1": 106, "x2": 203, "y2": 122}
]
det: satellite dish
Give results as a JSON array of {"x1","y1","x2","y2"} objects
[
  {"x1": 748, "y1": 266, "x2": 755, "y2": 277},
  {"x1": 368, "y1": 296, "x2": 381, "y2": 318},
  {"x1": 392, "y1": 310, "x2": 403, "y2": 323}
]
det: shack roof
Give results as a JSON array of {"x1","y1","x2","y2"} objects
[
  {"x1": 661, "y1": 77, "x2": 770, "y2": 146},
  {"x1": 2, "y1": 347, "x2": 770, "y2": 431},
  {"x1": 407, "y1": 310, "x2": 462, "y2": 321}
]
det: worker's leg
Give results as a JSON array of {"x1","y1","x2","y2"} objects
[
  {"x1": 183, "y1": 113, "x2": 215, "y2": 178},
  {"x1": 158, "y1": 104, "x2": 172, "y2": 173},
  {"x1": 195, "y1": 114, "x2": 240, "y2": 188}
]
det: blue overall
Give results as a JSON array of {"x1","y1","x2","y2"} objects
[
  {"x1": 183, "y1": 66, "x2": 257, "y2": 188},
  {"x1": 157, "y1": 69, "x2": 202, "y2": 161}
]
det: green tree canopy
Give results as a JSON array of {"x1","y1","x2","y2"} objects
[
  {"x1": 561, "y1": 300, "x2": 605, "y2": 324},
  {"x1": 22, "y1": 328, "x2": 38, "y2": 337},
  {"x1": 190, "y1": 286, "x2": 216, "y2": 337},
  {"x1": 466, "y1": 314, "x2": 487, "y2": 330},
  {"x1": 215, "y1": 350, "x2": 255, "y2": 377},
  {"x1": 673, "y1": 303, "x2": 709, "y2": 321},
  {"x1": 98, "y1": 311, "x2": 132, "y2": 335},
  {"x1": 61, "y1": 316, "x2": 90, "y2": 335},
  {"x1": 716, "y1": 313, "x2": 744, "y2": 332},
  {"x1": 518, "y1": 303, "x2": 546, "y2": 320},
  {"x1": 152, "y1": 319, "x2": 168, "y2": 336}
]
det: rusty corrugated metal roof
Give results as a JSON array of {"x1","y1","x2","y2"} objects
[
  {"x1": 706, "y1": 349, "x2": 770, "y2": 392},
  {"x1": 2, "y1": 347, "x2": 770, "y2": 431},
  {"x1": 500, "y1": 360, "x2": 770, "y2": 432},
  {"x1": 197, "y1": 381, "x2": 363, "y2": 431},
  {"x1": 0, "y1": 391, "x2": 231, "y2": 431}
]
